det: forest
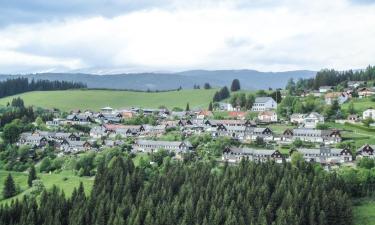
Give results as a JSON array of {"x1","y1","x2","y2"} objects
[
  {"x1": 0, "y1": 78, "x2": 86, "y2": 99},
  {"x1": 0, "y1": 157, "x2": 353, "y2": 225}
]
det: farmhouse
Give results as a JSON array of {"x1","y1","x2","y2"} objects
[
  {"x1": 60, "y1": 140, "x2": 92, "y2": 154},
  {"x1": 282, "y1": 128, "x2": 341, "y2": 144},
  {"x1": 133, "y1": 140, "x2": 193, "y2": 153},
  {"x1": 303, "y1": 112, "x2": 324, "y2": 129},
  {"x1": 290, "y1": 113, "x2": 306, "y2": 124},
  {"x1": 251, "y1": 97, "x2": 277, "y2": 112},
  {"x1": 357, "y1": 144, "x2": 375, "y2": 159},
  {"x1": 291, "y1": 146, "x2": 353, "y2": 164},
  {"x1": 358, "y1": 87, "x2": 375, "y2": 98},
  {"x1": 258, "y1": 111, "x2": 277, "y2": 123},
  {"x1": 324, "y1": 92, "x2": 349, "y2": 105},
  {"x1": 222, "y1": 147, "x2": 283, "y2": 163},
  {"x1": 319, "y1": 86, "x2": 333, "y2": 93},
  {"x1": 363, "y1": 108, "x2": 375, "y2": 120}
]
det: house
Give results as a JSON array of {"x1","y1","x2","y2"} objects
[
  {"x1": 290, "y1": 113, "x2": 306, "y2": 124},
  {"x1": 251, "y1": 97, "x2": 277, "y2": 112},
  {"x1": 357, "y1": 144, "x2": 375, "y2": 159},
  {"x1": 303, "y1": 112, "x2": 324, "y2": 129},
  {"x1": 319, "y1": 86, "x2": 333, "y2": 93},
  {"x1": 95, "y1": 112, "x2": 123, "y2": 124},
  {"x1": 142, "y1": 125, "x2": 167, "y2": 136},
  {"x1": 212, "y1": 124, "x2": 247, "y2": 139},
  {"x1": 282, "y1": 128, "x2": 341, "y2": 144},
  {"x1": 244, "y1": 127, "x2": 274, "y2": 142},
  {"x1": 46, "y1": 118, "x2": 65, "y2": 127},
  {"x1": 291, "y1": 146, "x2": 353, "y2": 164},
  {"x1": 204, "y1": 119, "x2": 256, "y2": 127},
  {"x1": 324, "y1": 92, "x2": 350, "y2": 105},
  {"x1": 348, "y1": 114, "x2": 360, "y2": 122},
  {"x1": 196, "y1": 110, "x2": 213, "y2": 119},
  {"x1": 363, "y1": 108, "x2": 375, "y2": 120},
  {"x1": 258, "y1": 111, "x2": 277, "y2": 123},
  {"x1": 228, "y1": 111, "x2": 247, "y2": 120},
  {"x1": 112, "y1": 125, "x2": 145, "y2": 137},
  {"x1": 218, "y1": 102, "x2": 235, "y2": 111},
  {"x1": 222, "y1": 147, "x2": 283, "y2": 163},
  {"x1": 100, "y1": 106, "x2": 113, "y2": 113},
  {"x1": 358, "y1": 87, "x2": 375, "y2": 98},
  {"x1": 90, "y1": 126, "x2": 107, "y2": 138},
  {"x1": 348, "y1": 81, "x2": 365, "y2": 89},
  {"x1": 132, "y1": 140, "x2": 193, "y2": 153},
  {"x1": 60, "y1": 140, "x2": 92, "y2": 154},
  {"x1": 66, "y1": 113, "x2": 93, "y2": 125}
]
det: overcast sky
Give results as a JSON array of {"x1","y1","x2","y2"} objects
[{"x1": 0, "y1": 0, "x2": 374, "y2": 74}]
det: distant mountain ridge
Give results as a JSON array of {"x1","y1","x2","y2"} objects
[{"x1": 0, "y1": 70, "x2": 316, "y2": 91}]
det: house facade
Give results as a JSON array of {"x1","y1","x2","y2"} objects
[
  {"x1": 282, "y1": 128, "x2": 341, "y2": 144},
  {"x1": 258, "y1": 111, "x2": 278, "y2": 123},
  {"x1": 363, "y1": 109, "x2": 375, "y2": 120},
  {"x1": 251, "y1": 97, "x2": 277, "y2": 112},
  {"x1": 222, "y1": 147, "x2": 283, "y2": 163},
  {"x1": 303, "y1": 112, "x2": 325, "y2": 129},
  {"x1": 133, "y1": 140, "x2": 193, "y2": 153},
  {"x1": 357, "y1": 144, "x2": 375, "y2": 159},
  {"x1": 291, "y1": 146, "x2": 353, "y2": 164}
]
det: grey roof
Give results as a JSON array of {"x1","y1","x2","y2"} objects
[
  {"x1": 136, "y1": 139, "x2": 192, "y2": 148},
  {"x1": 254, "y1": 97, "x2": 274, "y2": 103},
  {"x1": 296, "y1": 148, "x2": 343, "y2": 155},
  {"x1": 227, "y1": 147, "x2": 278, "y2": 156}
]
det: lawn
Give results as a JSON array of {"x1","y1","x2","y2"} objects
[
  {"x1": 342, "y1": 97, "x2": 375, "y2": 113},
  {"x1": 327, "y1": 122, "x2": 375, "y2": 148},
  {"x1": 0, "y1": 89, "x2": 218, "y2": 111},
  {"x1": 0, "y1": 170, "x2": 94, "y2": 205},
  {"x1": 353, "y1": 198, "x2": 375, "y2": 225}
]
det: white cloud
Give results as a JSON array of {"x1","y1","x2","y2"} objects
[{"x1": 0, "y1": 0, "x2": 375, "y2": 73}]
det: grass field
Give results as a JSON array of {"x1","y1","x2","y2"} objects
[
  {"x1": 353, "y1": 198, "x2": 375, "y2": 225},
  {"x1": 327, "y1": 122, "x2": 375, "y2": 148},
  {"x1": 0, "y1": 89, "x2": 218, "y2": 111},
  {"x1": 342, "y1": 98, "x2": 375, "y2": 113},
  {"x1": 0, "y1": 170, "x2": 94, "y2": 205}
]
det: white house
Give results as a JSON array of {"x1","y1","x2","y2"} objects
[
  {"x1": 348, "y1": 81, "x2": 364, "y2": 89},
  {"x1": 218, "y1": 102, "x2": 235, "y2": 111},
  {"x1": 251, "y1": 97, "x2": 277, "y2": 112},
  {"x1": 324, "y1": 92, "x2": 350, "y2": 105},
  {"x1": 363, "y1": 109, "x2": 375, "y2": 120},
  {"x1": 258, "y1": 111, "x2": 278, "y2": 123},
  {"x1": 290, "y1": 113, "x2": 306, "y2": 124},
  {"x1": 319, "y1": 86, "x2": 333, "y2": 93},
  {"x1": 303, "y1": 112, "x2": 324, "y2": 128}
]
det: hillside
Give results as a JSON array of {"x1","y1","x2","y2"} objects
[
  {"x1": 0, "y1": 89, "x2": 218, "y2": 111},
  {"x1": 0, "y1": 69, "x2": 316, "y2": 91}
]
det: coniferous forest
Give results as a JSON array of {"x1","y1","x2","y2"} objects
[
  {"x1": 0, "y1": 157, "x2": 353, "y2": 225},
  {"x1": 0, "y1": 78, "x2": 86, "y2": 98}
]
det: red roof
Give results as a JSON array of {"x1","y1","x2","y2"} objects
[{"x1": 228, "y1": 111, "x2": 246, "y2": 118}]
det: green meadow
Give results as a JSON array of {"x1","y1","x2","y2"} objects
[
  {"x1": 0, "y1": 170, "x2": 93, "y2": 205},
  {"x1": 0, "y1": 89, "x2": 218, "y2": 111}
]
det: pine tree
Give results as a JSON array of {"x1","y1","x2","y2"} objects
[
  {"x1": 230, "y1": 79, "x2": 241, "y2": 92},
  {"x1": 208, "y1": 102, "x2": 213, "y2": 111},
  {"x1": 28, "y1": 165, "x2": 37, "y2": 187},
  {"x1": 3, "y1": 174, "x2": 16, "y2": 199},
  {"x1": 186, "y1": 103, "x2": 190, "y2": 111}
]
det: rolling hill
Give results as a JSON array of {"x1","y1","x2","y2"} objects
[
  {"x1": 0, "y1": 89, "x2": 219, "y2": 111},
  {"x1": 0, "y1": 69, "x2": 316, "y2": 91}
]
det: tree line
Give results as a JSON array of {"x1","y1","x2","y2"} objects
[
  {"x1": 0, "y1": 157, "x2": 353, "y2": 225},
  {"x1": 286, "y1": 65, "x2": 375, "y2": 93},
  {"x1": 0, "y1": 78, "x2": 86, "y2": 99}
]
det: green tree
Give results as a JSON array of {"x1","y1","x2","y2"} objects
[
  {"x1": 230, "y1": 79, "x2": 241, "y2": 92},
  {"x1": 185, "y1": 103, "x2": 190, "y2": 111},
  {"x1": 291, "y1": 152, "x2": 304, "y2": 166},
  {"x1": 348, "y1": 101, "x2": 355, "y2": 114},
  {"x1": 2, "y1": 122, "x2": 21, "y2": 144},
  {"x1": 208, "y1": 102, "x2": 213, "y2": 111},
  {"x1": 3, "y1": 173, "x2": 17, "y2": 199},
  {"x1": 28, "y1": 165, "x2": 37, "y2": 187}
]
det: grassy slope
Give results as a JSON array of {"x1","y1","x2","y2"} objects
[
  {"x1": 342, "y1": 98, "x2": 375, "y2": 113},
  {"x1": 0, "y1": 89, "x2": 218, "y2": 111},
  {"x1": 353, "y1": 198, "x2": 375, "y2": 225},
  {"x1": 0, "y1": 170, "x2": 93, "y2": 205}
]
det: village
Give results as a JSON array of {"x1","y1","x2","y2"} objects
[{"x1": 16, "y1": 81, "x2": 375, "y2": 169}]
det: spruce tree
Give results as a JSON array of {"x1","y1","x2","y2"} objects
[
  {"x1": 3, "y1": 173, "x2": 16, "y2": 199},
  {"x1": 230, "y1": 79, "x2": 241, "y2": 92},
  {"x1": 185, "y1": 103, "x2": 190, "y2": 111},
  {"x1": 28, "y1": 165, "x2": 37, "y2": 187},
  {"x1": 208, "y1": 102, "x2": 213, "y2": 111}
]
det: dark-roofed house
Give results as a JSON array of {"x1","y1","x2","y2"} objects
[
  {"x1": 282, "y1": 128, "x2": 341, "y2": 144},
  {"x1": 133, "y1": 140, "x2": 193, "y2": 153},
  {"x1": 291, "y1": 146, "x2": 353, "y2": 164},
  {"x1": 357, "y1": 144, "x2": 375, "y2": 159},
  {"x1": 66, "y1": 114, "x2": 93, "y2": 125},
  {"x1": 222, "y1": 147, "x2": 283, "y2": 163}
]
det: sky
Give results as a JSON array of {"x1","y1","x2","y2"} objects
[{"x1": 0, "y1": 0, "x2": 374, "y2": 74}]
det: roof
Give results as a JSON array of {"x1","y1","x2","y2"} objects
[
  {"x1": 136, "y1": 139, "x2": 192, "y2": 148},
  {"x1": 225, "y1": 147, "x2": 279, "y2": 156},
  {"x1": 259, "y1": 111, "x2": 276, "y2": 116},
  {"x1": 254, "y1": 97, "x2": 274, "y2": 103}
]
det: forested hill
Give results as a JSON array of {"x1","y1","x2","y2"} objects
[
  {"x1": 0, "y1": 157, "x2": 352, "y2": 225},
  {"x1": 289, "y1": 65, "x2": 375, "y2": 90},
  {"x1": 0, "y1": 78, "x2": 86, "y2": 99},
  {"x1": 0, "y1": 70, "x2": 316, "y2": 91}
]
